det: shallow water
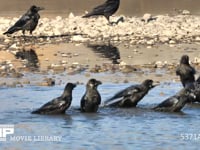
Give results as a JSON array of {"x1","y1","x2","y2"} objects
[
  {"x1": 1, "y1": 0, "x2": 200, "y2": 17},
  {"x1": 1, "y1": 82, "x2": 200, "y2": 149}
]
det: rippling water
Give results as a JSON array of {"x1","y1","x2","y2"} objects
[{"x1": 1, "y1": 82, "x2": 200, "y2": 149}]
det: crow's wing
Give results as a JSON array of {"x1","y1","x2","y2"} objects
[
  {"x1": 106, "y1": 85, "x2": 140, "y2": 100},
  {"x1": 155, "y1": 96, "x2": 178, "y2": 108},
  {"x1": 13, "y1": 15, "x2": 31, "y2": 28},
  {"x1": 33, "y1": 97, "x2": 66, "y2": 113},
  {"x1": 176, "y1": 65, "x2": 195, "y2": 76},
  {"x1": 103, "y1": 0, "x2": 119, "y2": 14},
  {"x1": 104, "y1": 85, "x2": 141, "y2": 105},
  {"x1": 4, "y1": 15, "x2": 32, "y2": 34}
]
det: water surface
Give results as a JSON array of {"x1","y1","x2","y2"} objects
[{"x1": 0, "y1": 82, "x2": 200, "y2": 149}]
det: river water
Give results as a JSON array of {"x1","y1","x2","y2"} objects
[
  {"x1": 0, "y1": 0, "x2": 200, "y2": 16},
  {"x1": 1, "y1": 82, "x2": 200, "y2": 149},
  {"x1": 1, "y1": 0, "x2": 200, "y2": 149}
]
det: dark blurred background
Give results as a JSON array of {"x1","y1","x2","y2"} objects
[{"x1": 0, "y1": 0, "x2": 200, "y2": 17}]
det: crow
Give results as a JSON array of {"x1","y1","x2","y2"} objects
[
  {"x1": 153, "y1": 87, "x2": 195, "y2": 112},
  {"x1": 80, "y1": 79, "x2": 102, "y2": 112},
  {"x1": 82, "y1": 0, "x2": 120, "y2": 23},
  {"x1": 104, "y1": 79, "x2": 157, "y2": 107},
  {"x1": 176, "y1": 55, "x2": 196, "y2": 87},
  {"x1": 3, "y1": 5, "x2": 44, "y2": 35},
  {"x1": 32, "y1": 83, "x2": 76, "y2": 115}
]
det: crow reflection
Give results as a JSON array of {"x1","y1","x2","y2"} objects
[
  {"x1": 87, "y1": 44, "x2": 120, "y2": 64},
  {"x1": 15, "y1": 49, "x2": 39, "y2": 69}
]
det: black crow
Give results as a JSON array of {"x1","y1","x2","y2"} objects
[
  {"x1": 104, "y1": 79, "x2": 157, "y2": 107},
  {"x1": 80, "y1": 79, "x2": 102, "y2": 112},
  {"x1": 82, "y1": 0, "x2": 120, "y2": 23},
  {"x1": 153, "y1": 88, "x2": 195, "y2": 112},
  {"x1": 176, "y1": 55, "x2": 196, "y2": 87},
  {"x1": 3, "y1": 5, "x2": 44, "y2": 35},
  {"x1": 32, "y1": 83, "x2": 76, "y2": 114}
]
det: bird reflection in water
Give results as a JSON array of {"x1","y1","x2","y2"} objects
[
  {"x1": 15, "y1": 49, "x2": 39, "y2": 70},
  {"x1": 87, "y1": 43, "x2": 120, "y2": 64}
]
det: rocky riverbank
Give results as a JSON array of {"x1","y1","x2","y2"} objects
[{"x1": 1, "y1": 12, "x2": 200, "y2": 45}]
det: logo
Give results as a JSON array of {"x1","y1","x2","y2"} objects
[
  {"x1": 0, "y1": 124, "x2": 62, "y2": 142},
  {"x1": 0, "y1": 124, "x2": 14, "y2": 141}
]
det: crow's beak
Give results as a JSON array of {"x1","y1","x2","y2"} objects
[
  {"x1": 37, "y1": 7, "x2": 45, "y2": 11},
  {"x1": 152, "y1": 83, "x2": 160, "y2": 88},
  {"x1": 73, "y1": 83, "x2": 77, "y2": 88},
  {"x1": 96, "y1": 80, "x2": 102, "y2": 85}
]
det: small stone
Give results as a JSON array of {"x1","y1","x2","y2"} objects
[
  {"x1": 127, "y1": 55, "x2": 132, "y2": 58},
  {"x1": 73, "y1": 53, "x2": 79, "y2": 56},
  {"x1": 10, "y1": 43, "x2": 18, "y2": 49},
  {"x1": 56, "y1": 16, "x2": 62, "y2": 21},
  {"x1": 23, "y1": 80, "x2": 30, "y2": 84},
  {"x1": 155, "y1": 61, "x2": 163, "y2": 68},
  {"x1": 61, "y1": 60, "x2": 67, "y2": 64},
  {"x1": 169, "y1": 40, "x2": 176, "y2": 44},
  {"x1": 159, "y1": 36, "x2": 169, "y2": 43},
  {"x1": 195, "y1": 37, "x2": 200, "y2": 42},
  {"x1": 182, "y1": 10, "x2": 190, "y2": 15},
  {"x1": 72, "y1": 62, "x2": 79, "y2": 65},
  {"x1": 71, "y1": 35, "x2": 86, "y2": 42},
  {"x1": 194, "y1": 57, "x2": 200, "y2": 64},
  {"x1": 69, "y1": 12, "x2": 75, "y2": 18},
  {"x1": 43, "y1": 78, "x2": 55, "y2": 86},
  {"x1": 0, "y1": 44, "x2": 5, "y2": 49},
  {"x1": 61, "y1": 54, "x2": 68, "y2": 57},
  {"x1": 147, "y1": 40, "x2": 155, "y2": 45},
  {"x1": 4, "y1": 39, "x2": 11, "y2": 43},
  {"x1": 142, "y1": 13, "x2": 153, "y2": 23},
  {"x1": 123, "y1": 79, "x2": 129, "y2": 83},
  {"x1": 52, "y1": 66, "x2": 66, "y2": 72}
]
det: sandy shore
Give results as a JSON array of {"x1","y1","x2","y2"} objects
[{"x1": 0, "y1": 14, "x2": 200, "y2": 87}]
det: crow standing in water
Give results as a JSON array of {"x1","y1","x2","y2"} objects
[
  {"x1": 153, "y1": 87, "x2": 195, "y2": 112},
  {"x1": 104, "y1": 79, "x2": 157, "y2": 107},
  {"x1": 32, "y1": 83, "x2": 76, "y2": 115},
  {"x1": 80, "y1": 79, "x2": 102, "y2": 112},
  {"x1": 176, "y1": 55, "x2": 196, "y2": 87},
  {"x1": 82, "y1": 0, "x2": 120, "y2": 23},
  {"x1": 3, "y1": 5, "x2": 44, "y2": 35}
]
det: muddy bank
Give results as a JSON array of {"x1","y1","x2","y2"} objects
[
  {"x1": 0, "y1": 42, "x2": 200, "y2": 87},
  {"x1": 0, "y1": 13, "x2": 200, "y2": 87}
]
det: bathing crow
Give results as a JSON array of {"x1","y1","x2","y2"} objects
[
  {"x1": 80, "y1": 79, "x2": 102, "y2": 112},
  {"x1": 3, "y1": 5, "x2": 44, "y2": 35},
  {"x1": 104, "y1": 79, "x2": 157, "y2": 107},
  {"x1": 32, "y1": 83, "x2": 76, "y2": 114},
  {"x1": 176, "y1": 55, "x2": 196, "y2": 87},
  {"x1": 82, "y1": 0, "x2": 120, "y2": 23},
  {"x1": 153, "y1": 87, "x2": 195, "y2": 112}
]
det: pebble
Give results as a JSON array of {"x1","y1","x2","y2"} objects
[
  {"x1": 182, "y1": 10, "x2": 191, "y2": 15},
  {"x1": 142, "y1": 13, "x2": 153, "y2": 23},
  {"x1": 9, "y1": 43, "x2": 18, "y2": 49},
  {"x1": 169, "y1": 40, "x2": 176, "y2": 44}
]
